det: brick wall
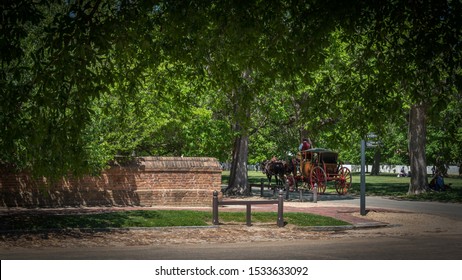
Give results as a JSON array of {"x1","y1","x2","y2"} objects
[{"x1": 0, "y1": 157, "x2": 222, "y2": 208}]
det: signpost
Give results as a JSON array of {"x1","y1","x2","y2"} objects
[
  {"x1": 360, "y1": 139, "x2": 366, "y2": 216},
  {"x1": 360, "y1": 133, "x2": 379, "y2": 216}
]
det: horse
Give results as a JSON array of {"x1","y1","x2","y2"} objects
[{"x1": 261, "y1": 160, "x2": 286, "y2": 186}]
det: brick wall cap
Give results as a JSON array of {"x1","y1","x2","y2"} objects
[{"x1": 111, "y1": 157, "x2": 221, "y2": 171}]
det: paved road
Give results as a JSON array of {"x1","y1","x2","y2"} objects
[
  {"x1": 2, "y1": 234, "x2": 461, "y2": 260},
  {"x1": 317, "y1": 195, "x2": 462, "y2": 220}
]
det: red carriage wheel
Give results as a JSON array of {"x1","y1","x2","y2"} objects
[
  {"x1": 310, "y1": 166, "x2": 327, "y2": 194},
  {"x1": 335, "y1": 167, "x2": 352, "y2": 195}
]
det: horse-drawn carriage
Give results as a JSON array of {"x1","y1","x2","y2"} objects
[
  {"x1": 297, "y1": 148, "x2": 352, "y2": 195},
  {"x1": 262, "y1": 148, "x2": 352, "y2": 195}
]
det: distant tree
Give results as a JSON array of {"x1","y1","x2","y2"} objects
[{"x1": 349, "y1": 1, "x2": 462, "y2": 193}]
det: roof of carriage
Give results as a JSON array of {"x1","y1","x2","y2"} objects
[{"x1": 305, "y1": 148, "x2": 337, "y2": 154}]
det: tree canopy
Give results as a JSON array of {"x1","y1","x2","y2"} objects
[{"x1": 1, "y1": 0, "x2": 461, "y2": 194}]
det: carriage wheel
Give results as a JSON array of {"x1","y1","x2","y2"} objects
[
  {"x1": 335, "y1": 167, "x2": 352, "y2": 195},
  {"x1": 310, "y1": 166, "x2": 327, "y2": 194}
]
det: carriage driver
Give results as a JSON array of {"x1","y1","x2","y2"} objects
[
  {"x1": 298, "y1": 138, "x2": 312, "y2": 162},
  {"x1": 299, "y1": 138, "x2": 311, "y2": 151}
]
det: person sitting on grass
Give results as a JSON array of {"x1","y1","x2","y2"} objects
[{"x1": 429, "y1": 171, "x2": 451, "y2": 192}]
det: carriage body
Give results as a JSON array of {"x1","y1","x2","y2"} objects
[{"x1": 298, "y1": 148, "x2": 351, "y2": 195}]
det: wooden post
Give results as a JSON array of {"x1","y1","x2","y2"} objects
[
  {"x1": 260, "y1": 178, "x2": 264, "y2": 197},
  {"x1": 212, "y1": 191, "x2": 219, "y2": 225},
  {"x1": 312, "y1": 183, "x2": 318, "y2": 203},
  {"x1": 277, "y1": 190, "x2": 284, "y2": 227},
  {"x1": 246, "y1": 203, "x2": 252, "y2": 226}
]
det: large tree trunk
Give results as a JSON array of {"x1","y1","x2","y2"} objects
[
  {"x1": 370, "y1": 147, "x2": 381, "y2": 175},
  {"x1": 408, "y1": 103, "x2": 428, "y2": 194},
  {"x1": 226, "y1": 132, "x2": 249, "y2": 195},
  {"x1": 224, "y1": 77, "x2": 252, "y2": 195}
]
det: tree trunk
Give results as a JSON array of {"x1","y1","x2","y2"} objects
[
  {"x1": 299, "y1": 128, "x2": 309, "y2": 143},
  {"x1": 225, "y1": 79, "x2": 252, "y2": 195},
  {"x1": 408, "y1": 103, "x2": 428, "y2": 194},
  {"x1": 370, "y1": 147, "x2": 381, "y2": 175},
  {"x1": 226, "y1": 132, "x2": 249, "y2": 195}
]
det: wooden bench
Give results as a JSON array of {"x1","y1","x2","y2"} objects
[{"x1": 212, "y1": 190, "x2": 285, "y2": 227}]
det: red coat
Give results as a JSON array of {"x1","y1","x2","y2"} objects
[{"x1": 301, "y1": 141, "x2": 310, "y2": 150}]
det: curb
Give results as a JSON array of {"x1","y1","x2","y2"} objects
[
  {"x1": 296, "y1": 222, "x2": 390, "y2": 232},
  {"x1": 0, "y1": 223, "x2": 390, "y2": 235}
]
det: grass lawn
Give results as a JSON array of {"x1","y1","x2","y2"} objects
[
  {"x1": 349, "y1": 173, "x2": 462, "y2": 202},
  {"x1": 226, "y1": 171, "x2": 462, "y2": 202},
  {"x1": 0, "y1": 210, "x2": 349, "y2": 231}
]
